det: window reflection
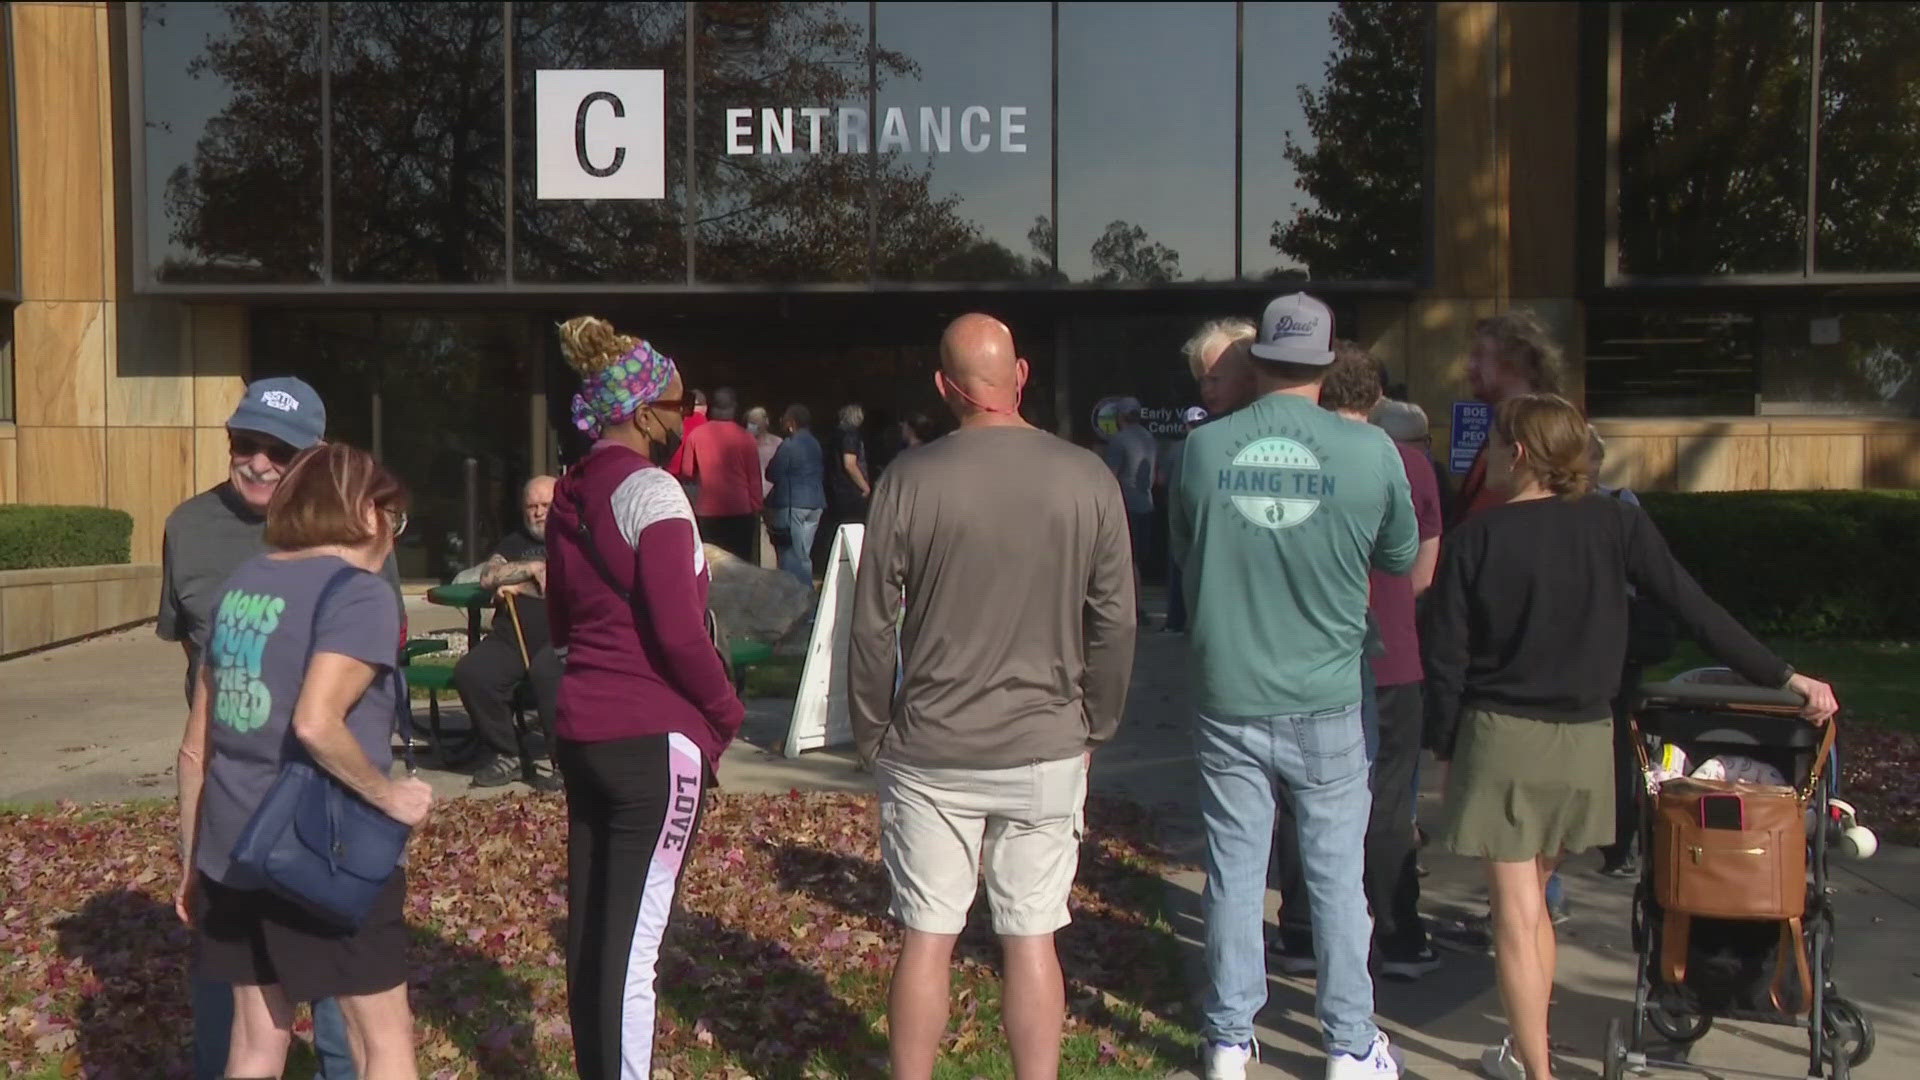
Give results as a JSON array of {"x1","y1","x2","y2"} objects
[
  {"x1": 694, "y1": 1, "x2": 873, "y2": 283},
  {"x1": 1814, "y1": 2, "x2": 1920, "y2": 273},
  {"x1": 512, "y1": 2, "x2": 685, "y2": 283},
  {"x1": 142, "y1": 2, "x2": 323, "y2": 283},
  {"x1": 329, "y1": 2, "x2": 507, "y2": 283},
  {"x1": 872, "y1": 2, "x2": 1054, "y2": 282},
  {"x1": 1058, "y1": 2, "x2": 1236, "y2": 283},
  {"x1": 1243, "y1": 2, "x2": 1425, "y2": 282},
  {"x1": 1762, "y1": 312, "x2": 1920, "y2": 415},
  {"x1": 1586, "y1": 310, "x2": 1758, "y2": 417},
  {"x1": 1616, "y1": 2, "x2": 1811, "y2": 276}
]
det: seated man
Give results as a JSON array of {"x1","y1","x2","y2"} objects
[{"x1": 454, "y1": 476, "x2": 562, "y2": 791}]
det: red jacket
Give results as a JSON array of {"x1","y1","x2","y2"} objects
[{"x1": 674, "y1": 419, "x2": 766, "y2": 518}]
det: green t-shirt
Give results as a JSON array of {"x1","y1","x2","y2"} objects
[{"x1": 1171, "y1": 392, "x2": 1418, "y2": 718}]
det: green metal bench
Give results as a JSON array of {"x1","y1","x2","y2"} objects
[
  {"x1": 729, "y1": 639, "x2": 774, "y2": 692},
  {"x1": 401, "y1": 638, "x2": 473, "y2": 766}
]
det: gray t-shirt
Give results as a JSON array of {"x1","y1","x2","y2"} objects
[
  {"x1": 1103, "y1": 424, "x2": 1158, "y2": 514},
  {"x1": 192, "y1": 554, "x2": 401, "y2": 888},
  {"x1": 160, "y1": 482, "x2": 403, "y2": 702}
]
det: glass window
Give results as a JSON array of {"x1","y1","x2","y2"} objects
[
  {"x1": 1615, "y1": 3, "x2": 1812, "y2": 277},
  {"x1": 1585, "y1": 309, "x2": 1759, "y2": 416},
  {"x1": 140, "y1": 2, "x2": 323, "y2": 283},
  {"x1": 329, "y1": 2, "x2": 507, "y2": 283},
  {"x1": 1242, "y1": 2, "x2": 1426, "y2": 282},
  {"x1": 693, "y1": 2, "x2": 873, "y2": 283},
  {"x1": 1761, "y1": 311, "x2": 1920, "y2": 415},
  {"x1": 512, "y1": 2, "x2": 686, "y2": 283},
  {"x1": 1814, "y1": 2, "x2": 1920, "y2": 273},
  {"x1": 871, "y1": 2, "x2": 1054, "y2": 282},
  {"x1": 1058, "y1": 2, "x2": 1237, "y2": 284}
]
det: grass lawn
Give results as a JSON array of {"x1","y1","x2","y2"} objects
[
  {"x1": 1649, "y1": 638, "x2": 1920, "y2": 844},
  {"x1": 0, "y1": 793, "x2": 1195, "y2": 1079}
]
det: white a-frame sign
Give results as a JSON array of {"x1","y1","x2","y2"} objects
[{"x1": 784, "y1": 524, "x2": 864, "y2": 757}]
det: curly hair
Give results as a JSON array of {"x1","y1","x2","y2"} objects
[
  {"x1": 1494, "y1": 393, "x2": 1592, "y2": 499},
  {"x1": 1474, "y1": 309, "x2": 1564, "y2": 395},
  {"x1": 557, "y1": 314, "x2": 640, "y2": 377},
  {"x1": 1317, "y1": 340, "x2": 1385, "y2": 415}
]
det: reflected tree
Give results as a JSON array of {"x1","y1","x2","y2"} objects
[
  {"x1": 1616, "y1": 2, "x2": 1811, "y2": 275},
  {"x1": 1271, "y1": 0, "x2": 1424, "y2": 281},
  {"x1": 1091, "y1": 221, "x2": 1180, "y2": 285},
  {"x1": 1814, "y1": 1, "x2": 1920, "y2": 272}
]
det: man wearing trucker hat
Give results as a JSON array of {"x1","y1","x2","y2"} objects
[
  {"x1": 160, "y1": 376, "x2": 390, "y2": 1080},
  {"x1": 1172, "y1": 293, "x2": 1416, "y2": 1080}
]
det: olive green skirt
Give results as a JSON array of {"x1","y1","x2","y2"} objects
[{"x1": 1439, "y1": 708, "x2": 1615, "y2": 862}]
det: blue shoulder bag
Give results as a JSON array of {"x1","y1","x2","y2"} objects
[{"x1": 228, "y1": 565, "x2": 416, "y2": 930}]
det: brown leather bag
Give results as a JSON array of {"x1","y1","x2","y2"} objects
[{"x1": 1652, "y1": 777, "x2": 1807, "y2": 920}]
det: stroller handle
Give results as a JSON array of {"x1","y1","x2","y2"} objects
[{"x1": 1637, "y1": 678, "x2": 1807, "y2": 712}]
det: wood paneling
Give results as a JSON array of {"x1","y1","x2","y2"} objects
[
  {"x1": 16, "y1": 425, "x2": 106, "y2": 505},
  {"x1": 0, "y1": 434, "x2": 16, "y2": 503},
  {"x1": 192, "y1": 307, "x2": 251, "y2": 424},
  {"x1": 14, "y1": 300, "x2": 107, "y2": 426},
  {"x1": 0, "y1": 582, "x2": 54, "y2": 657},
  {"x1": 1866, "y1": 432, "x2": 1920, "y2": 489},
  {"x1": 95, "y1": 3, "x2": 118, "y2": 299},
  {"x1": 106, "y1": 427, "x2": 195, "y2": 563},
  {"x1": 13, "y1": 3, "x2": 105, "y2": 302},
  {"x1": 1432, "y1": 3, "x2": 1507, "y2": 302},
  {"x1": 195, "y1": 427, "x2": 233, "y2": 492},
  {"x1": 108, "y1": 301, "x2": 194, "y2": 426},
  {"x1": 1769, "y1": 435, "x2": 1865, "y2": 491},
  {"x1": 1602, "y1": 435, "x2": 1679, "y2": 492},
  {"x1": 1671, "y1": 433, "x2": 1770, "y2": 492},
  {"x1": 1504, "y1": 3, "x2": 1581, "y2": 300}
]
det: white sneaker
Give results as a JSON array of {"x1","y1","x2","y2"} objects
[
  {"x1": 1479, "y1": 1037, "x2": 1527, "y2": 1080},
  {"x1": 1203, "y1": 1040, "x2": 1257, "y2": 1080},
  {"x1": 1326, "y1": 1032, "x2": 1402, "y2": 1080}
]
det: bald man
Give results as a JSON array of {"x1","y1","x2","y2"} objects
[
  {"x1": 455, "y1": 475, "x2": 563, "y2": 791},
  {"x1": 848, "y1": 314, "x2": 1137, "y2": 1080}
]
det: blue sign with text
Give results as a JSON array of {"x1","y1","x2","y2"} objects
[{"x1": 1449, "y1": 401, "x2": 1491, "y2": 473}]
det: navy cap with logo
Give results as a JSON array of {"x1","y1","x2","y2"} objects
[
  {"x1": 227, "y1": 377, "x2": 327, "y2": 450},
  {"x1": 1248, "y1": 292, "x2": 1336, "y2": 366}
]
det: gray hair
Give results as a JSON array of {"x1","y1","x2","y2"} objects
[
  {"x1": 839, "y1": 403, "x2": 865, "y2": 428},
  {"x1": 1371, "y1": 400, "x2": 1430, "y2": 443},
  {"x1": 744, "y1": 406, "x2": 769, "y2": 429},
  {"x1": 1183, "y1": 318, "x2": 1257, "y2": 381}
]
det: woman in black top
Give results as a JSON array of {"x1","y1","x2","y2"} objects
[{"x1": 1422, "y1": 393, "x2": 1837, "y2": 1080}]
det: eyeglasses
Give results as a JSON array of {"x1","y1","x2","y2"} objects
[
  {"x1": 646, "y1": 394, "x2": 698, "y2": 417},
  {"x1": 229, "y1": 432, "x2": 298, "y2": 466},
  {"x1": 384, "y1": 508, "x2": 409, "y2": 538}
]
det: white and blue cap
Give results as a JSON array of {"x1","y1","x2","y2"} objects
[
  {"x1": 227, "y1": 376, "x2": 327, "y2": 450},
  {"x1": 1182, "y1": 406, "x2": 1209, "y2": 425},
  {"x1": 1249, "y1": 292, "x2": 1336, "y2": 366}
]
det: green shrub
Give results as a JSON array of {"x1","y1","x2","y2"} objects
[
  {"x1": 0, "y1": 506, "x2": 134, "y2": 571},
  {"x1": 1638, "y1": 490, "x2": 1920, "y2": 640}
]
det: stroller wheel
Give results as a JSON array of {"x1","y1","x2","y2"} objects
[
  {"x1": 1604, "y1": 1017, "x2": 1627, "y2": 1080},
  {"x1": 1823, "y1": 996, "x2": 1875, "y2": 1068},
  {"x1": 1827, "y1": 1038, "x2": 1851, "y2": 1080},
  {"x1": 1647, "y1": 1003, "x2": 1712, "y2": 1044}
]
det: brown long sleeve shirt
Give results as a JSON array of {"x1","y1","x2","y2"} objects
[{"x1": 847, "y1": 426, "x2": 1138, "y2": 770}]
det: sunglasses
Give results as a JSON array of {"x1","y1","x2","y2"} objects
[{"x1": 229, "y1": 432, "x2": 299, "y2": 466}]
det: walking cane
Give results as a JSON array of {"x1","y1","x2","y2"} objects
[{"x1": 501, "y1": 590, "x2": 533, "y2": 671}]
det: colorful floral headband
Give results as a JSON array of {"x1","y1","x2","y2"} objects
[{"x1": 570, "y1": 340, "x2": 677, "y2": 437}]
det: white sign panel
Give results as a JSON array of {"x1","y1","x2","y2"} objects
[
  {"x1": 785, "y1": 524, "x2": 864, "y2": 758},
  {"x1": 535, "y1": 70, "x2": 665, "y2": 200}
]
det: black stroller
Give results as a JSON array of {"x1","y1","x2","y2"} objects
[{"x1": 1601, "y1": 673, "x2": 1875, "y2": 1080}]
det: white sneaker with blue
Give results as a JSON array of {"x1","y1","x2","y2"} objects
[
  {"x1": 1203, "y1": 1040, "x2": 1257, "y2": 1080},
  {"x1": 1479, "y1": 1036, "x2": 1528, "y2": 1080},
  {"x1": 1326, "y1": 1031, "x2": 1402, "y2": 1080}
]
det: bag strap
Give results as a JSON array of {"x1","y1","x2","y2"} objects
[
  {"x1": 569, "y1": 482, "x2": 634, "y2": 603},
  {"x1": 305, "y1": 564, "x2": 414, "y2": 774},
  {"x1": 1662, "y1": 910, "x2": 1690, "y2": 986},
  {"x1": 1770, "y1": 916, "x2": 1812, "y2": 1015}
]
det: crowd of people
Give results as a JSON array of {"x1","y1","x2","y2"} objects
[{"x1": 158, "y1": 292, "x2": 1840, "y2": 1080}]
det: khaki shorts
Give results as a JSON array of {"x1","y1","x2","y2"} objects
[{"x1": 876, "y1": 754, "x2": 1088, "y2": 936}]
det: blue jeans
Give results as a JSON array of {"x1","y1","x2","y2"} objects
[
  {"x1": 193, "y1": 973, "x2": 357, "y2": 1079},
  {"x1": 772, "y1": 506, "x2": 823, "y2": 586},
  {"x1": 1195, "y1": 703, "x2": 1378, "y2": 1056}
]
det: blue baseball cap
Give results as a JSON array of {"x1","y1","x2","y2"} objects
[{"x1": 228, "y1": 377, "x2": 326, "y2": 450}]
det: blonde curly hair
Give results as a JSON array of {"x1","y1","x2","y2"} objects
[{"x1": 557, "y1": 315, "x2": 640, "y2": 377}]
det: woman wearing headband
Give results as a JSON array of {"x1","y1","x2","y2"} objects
[{"x1": 544, "y1": 316, "x2": 745, "y2": 1080}]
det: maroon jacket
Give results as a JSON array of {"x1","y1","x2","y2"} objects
[{"x1": 547, "y1": 441, "x2": 743, "y2": 770}]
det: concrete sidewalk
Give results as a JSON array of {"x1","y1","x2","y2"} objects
[{"x1": 2, "y1": 605, "x2": 1915, "y2": 1079}]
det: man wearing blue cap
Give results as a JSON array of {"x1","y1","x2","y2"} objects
[{"x1": 159, "y1": 376, "x2": 366, "y2": 1080}]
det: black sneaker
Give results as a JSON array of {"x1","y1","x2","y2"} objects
[
  {"x1": 526, "y1": 769, "x2": 563, "y2": 794},
  {"x1": 469, "y1": 755, "x2": 522, "y2": 788},
  {"x1": 1265, "y1": 937, "x2": 1317, "y2": 976},
  {"x1": 1378, "y1": 945, "x2": 1443, "y2": 981},
  {"x1": 1599, "y1": 853, "x2": 1640, "y2": 879}
]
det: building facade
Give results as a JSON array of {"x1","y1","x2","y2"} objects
[{"x1": 2, "y1": 1, "x2": 1917, "y2": 583}]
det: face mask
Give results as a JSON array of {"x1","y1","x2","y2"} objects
[{"x1": 650, "y1": 424, "x2": 683, "y2": 466}]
